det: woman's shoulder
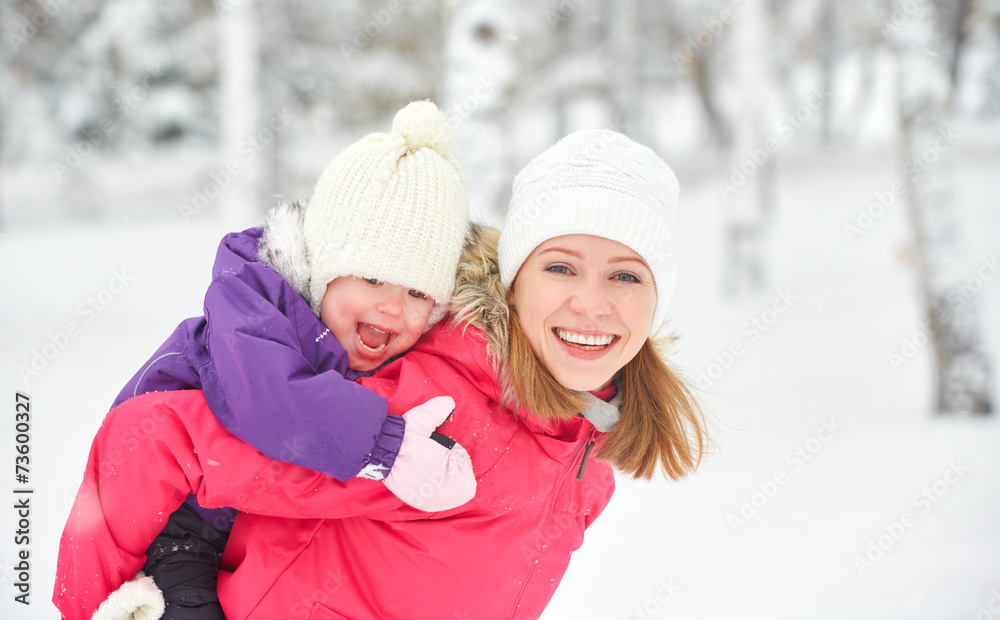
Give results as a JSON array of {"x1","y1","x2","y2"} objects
[{"x1": 412, "y1": 321, "x2": 496, "y2": 387}]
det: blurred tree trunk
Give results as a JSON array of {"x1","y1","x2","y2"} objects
[
  {"x1": 665, "y1": 1, "x2": 732, "y2": 148},
  {"x1": 946, "y1": 0, "x2": 971, "y2": 104},
  {"x1": 690, "y1": 53, "x2": 733, "y2": 148},
  {"x1": 0, "y1": 62, "x2": 7, "y2": 229},
  {"x1": 443, "y1": 0, "x2": 515, "y2": 226},
  {"x1": 721, "y1": 0, "x2": 776, "y2": 297},
  {"x1": 608, "y1": 0, "x2": 642, "y2": 139},
  {"x1": 217, "y1": 0, "x2": 261, "y2": 229},
  {"x1": 258, "y1": 0, "x2": 294, "y2": 216},
  {"x1": 818, "y1": 0, "x2": 835, "y2": 146},
  {"x1": 892, "y1": 2, "x2": 993, "y2": 415}
]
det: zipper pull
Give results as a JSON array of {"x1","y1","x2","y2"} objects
[{"x1": 576, "y1": 440, "x2": 596, "y2": 481}]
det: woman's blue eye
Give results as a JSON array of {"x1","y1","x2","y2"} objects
[
  {"x1": 614, "y1": 272, "x2": 641, "y2": 284},
  {"x1": 545, "y1": 264, "x2": 571, "y2": 275}
]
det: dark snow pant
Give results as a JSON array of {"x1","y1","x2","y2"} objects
[{"x1": 143, "y1": 504, "x2": 230, "y2": 620}]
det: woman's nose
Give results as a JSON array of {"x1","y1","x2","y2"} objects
[{"x1": 569, "y1": 278, "x2": 611, "y2": 317}]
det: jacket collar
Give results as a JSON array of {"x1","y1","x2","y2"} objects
[{"x1": 256, "y1": 202, "x2": 314, "y2": 307}]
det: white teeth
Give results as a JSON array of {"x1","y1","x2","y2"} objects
[
  {"x1": 358, "y1": 325, "x2": 390, "y2": 352},
  {"x1": 556, "y1": 329, "x2": 614, "y2": 347},
  {"x1": 359, "y1": 340, "x2": 387, "y2": 353}
]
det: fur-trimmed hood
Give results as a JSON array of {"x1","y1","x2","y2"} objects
[
  {"x1": 256, "y1": 201, "x2": 314, "y2": 306},
  {"x1": 449, "y1": 223, "x2": 513, "y2": 402}
]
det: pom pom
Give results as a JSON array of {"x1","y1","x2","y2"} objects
[{"x1": 392, "y1": 100, "x2": 453, "y2": 156}]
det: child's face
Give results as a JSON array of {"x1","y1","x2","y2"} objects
[{"x1": 320, "y1": 276, "x2": 435, "y2": 372}]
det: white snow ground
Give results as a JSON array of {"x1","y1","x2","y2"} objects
[{"x1": 1, "y1": 136, "x2": 998, "y2": 619}]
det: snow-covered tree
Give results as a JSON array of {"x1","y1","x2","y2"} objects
[
  {"x1": 888, "y1": 0, "x2": 994, "y2": 414},
  {"x1": 665, "y1": 0, "x2": 734, "y2": 148},
  {"x1": 216, "y1": 0, "x2": 262, "y2": 228},
  {"x1": 720, "y1": 0, "x2": 780, "y2": 296},
  {"x1": 442, "y1": 0, "x2": 516, "y2": 226}
]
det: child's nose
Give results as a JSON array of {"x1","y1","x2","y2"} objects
[{"x1": 377, "y1": 289, "x2": 405, "y2": 317}]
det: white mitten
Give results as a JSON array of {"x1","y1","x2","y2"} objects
[
  {"x1": 91, "y1": 571, "x2": 165, "y2": 620},
  {"x1": 383, "y1": 396, "x2": 476, "y2": 511}
]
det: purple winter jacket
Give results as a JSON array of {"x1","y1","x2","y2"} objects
[{"x1": 113, "y1": 225, "x2": 405, "y2": 529}]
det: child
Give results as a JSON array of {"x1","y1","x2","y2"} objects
[{"x1": 76, "y1": 100, "x2": 475, "y2": 620}]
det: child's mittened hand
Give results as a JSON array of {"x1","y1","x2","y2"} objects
[
  {"x1": 90, "y1": 571, "x2": 164, "y2": 620},
  {"x1": 383, "y1": 396, "x2": 477, "y2": 512}
]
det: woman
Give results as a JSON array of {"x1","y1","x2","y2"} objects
[{"x1": 55, "y1": 129, "x2": 707, "y2": 620}]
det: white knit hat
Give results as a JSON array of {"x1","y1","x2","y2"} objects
[
  {"x1": 498, "y1": 129, "x2": 680, "y2": 337},
  {"x1": 304, "y1": 100, "x2": 469, "y2": 326}
]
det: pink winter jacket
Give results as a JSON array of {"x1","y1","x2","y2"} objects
[{"x1": 54, "y1": 321, "x2": 616, "y2": 619}]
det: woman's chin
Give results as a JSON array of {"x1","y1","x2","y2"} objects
[{"x1": 552, "y1": 370, "x2": 614, "y2": 393}]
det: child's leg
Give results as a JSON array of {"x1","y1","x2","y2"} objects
[{"x1": 143, "y1": 503, "x2": 230, "y2": 620}]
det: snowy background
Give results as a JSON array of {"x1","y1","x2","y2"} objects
[{"x1": 2, "y1": 1, "x2": 1000, "y2": 618}]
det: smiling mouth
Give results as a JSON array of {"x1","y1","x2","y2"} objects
[
  {"x1": 357, "y1": 323, "x2": 393, "y2": 353},
  {"x1": 554, "y1": 328, "x2": 616, "y2": 351}
]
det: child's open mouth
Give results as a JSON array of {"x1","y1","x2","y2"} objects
[{"x1": 357, "y1": 323, "x2": 393, "y2": 353}]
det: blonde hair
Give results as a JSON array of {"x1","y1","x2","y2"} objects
[{"x1": 505, "y1": 311, "x2": 707, "y2": 481}]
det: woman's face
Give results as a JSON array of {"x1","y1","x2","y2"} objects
[{"x1": 511, "y1": 234, "x2": 656, "y2": 392}]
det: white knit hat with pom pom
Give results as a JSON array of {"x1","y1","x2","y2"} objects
[
  {"x1": 304, "y1": 100, "x2": 469, "y2": 326},
  {"x1": 499, "y1": 129, "x2": 680, "y2": 338}
]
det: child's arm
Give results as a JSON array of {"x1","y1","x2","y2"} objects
[
  {"x1": 200, "y1": 254, "x2": 404, "y2": 482},
  {"x1": 53, "y1": 389, "x2": 470, "y2": 619}
]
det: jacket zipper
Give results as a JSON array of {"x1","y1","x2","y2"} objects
[
  {"x1": 576, "y1": 438, "x2": 596, "y2": 481},
  {"x1": 508, "y1": 430, "x2": 597, "y2": 619}
]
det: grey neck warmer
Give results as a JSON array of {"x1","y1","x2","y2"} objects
[{"x1": 579, "y1": 390, "x2": 623, "y2": 432}]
